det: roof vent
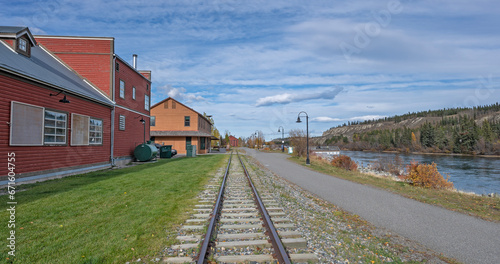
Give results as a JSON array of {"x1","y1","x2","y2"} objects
[{"x1": 132, "y1": 54, "x2": 137, "y2": 69}]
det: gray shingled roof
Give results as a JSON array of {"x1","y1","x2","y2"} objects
[
  {"x1": 0, "y1": 39, "x2": 113, "y2": 106},
  {"x1": 0, "y1": 26, "x2": 27, "y2": 34}
]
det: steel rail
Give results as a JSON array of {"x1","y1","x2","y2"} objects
[
  {"x1": 237, "y1": 151, "x2": 292, "y2": 264},
  {"x1": 196, "y1": 152, "x2": 232, "y2": 264}
]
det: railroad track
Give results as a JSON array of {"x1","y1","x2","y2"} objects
[{"x1": 165, "y1": 152, "x2": 317, "y2": 263}]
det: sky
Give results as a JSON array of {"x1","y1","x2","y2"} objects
[{"x1": 2, "y1": 0, "x2": 500, "y2": 140}]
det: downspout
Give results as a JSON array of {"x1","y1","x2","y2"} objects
[{"x1": 110, "y1": 56, "x2": 116, "y2": 166}]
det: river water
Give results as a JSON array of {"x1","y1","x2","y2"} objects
[{"x1": 342, "y1": 150, "x2": 500, "y2": 195}]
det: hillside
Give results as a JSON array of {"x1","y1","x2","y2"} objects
[{"x1": 316, "y1": 104, "x2": 500, "y2": 155}]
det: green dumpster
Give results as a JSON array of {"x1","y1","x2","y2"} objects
[{"x1": 159, "y1": 145, "x2": 172, "y2": 158}]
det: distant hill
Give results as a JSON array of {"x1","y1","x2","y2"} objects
[{"x1": 316, "y1": 103, "x2": 500, "y2": 155}]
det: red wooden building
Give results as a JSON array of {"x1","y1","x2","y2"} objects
[
  {"x1": 229, "y1": 135, "x2": 239, "y2": 147},
  {"x1": 0, "y1": 26, "x2": 114, "y2": 181},
  {"x1": 35, "y1": 34, "x2": 152, "y2": 166},
  {"x1": 0, "y1": 26, "x2": 153, "y2": 183}
]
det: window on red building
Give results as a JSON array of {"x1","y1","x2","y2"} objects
[{"x1": 119, "y1": 80, "x2": 125, "y2": 98}]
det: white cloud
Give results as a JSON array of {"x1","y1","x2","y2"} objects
[
  {"x1": 256, "y1": 87, "x2": 343, "y2": 107},
  {"x1": 155, "y1": 84, "x2": 206, "y2": 104},
  {"x1": 313, "y1": 117, "x2": 342, "y2": 122}
]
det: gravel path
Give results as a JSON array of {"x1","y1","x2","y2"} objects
[{"x1": 245, "y1": 148, "x2": 500, "y2": 264}]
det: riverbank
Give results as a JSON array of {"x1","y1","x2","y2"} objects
[
  {"x1": 357, "y1": 164, "x2": 498, "y2": 198},
  {"x1": 290, "y1": 155, "x2": 500, "y2": 223},
  {"x1": 353, "y1": 148, "x2": 500, "y2": 159}
]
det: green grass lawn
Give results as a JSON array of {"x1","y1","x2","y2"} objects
[
  {"x1": 1, "y1": 155, "x2": 227, "y2": 263},
  {"x1": 290, "y1": 156, "x2": 500, "y2": 223}
]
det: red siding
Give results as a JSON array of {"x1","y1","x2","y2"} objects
[
  {"x1": 34, "y1": 37, "x2": 113, "y2": 98},
  {"x1": 115, "y1": 60, "x2": 151, "y2": 114},
  {"x1": 113, "y1": 59, "x2": 151, "y2": 159},
  {"x1": 0, "y1": 74, "x2": 112, "y2": 177},
  {"x1": 114, "y1": 108, "x2": 150, "y2": 158},
  {"x1": 139, "y1": 71, "x2": 151, "y2": 80},
  {"x1": 2, "y1": 39, "x2": 14, "y2": 48}
]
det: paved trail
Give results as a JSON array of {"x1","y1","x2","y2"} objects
[{"x1": 245, "y1": 148, "x2": 500, "y2": 264}]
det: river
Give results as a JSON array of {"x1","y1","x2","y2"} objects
[{"x1": 342, "y1": 150, "x2": 500, "y2": 195}]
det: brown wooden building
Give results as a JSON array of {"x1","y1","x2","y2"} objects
[{"x1": 150, "y1": 97, "x2": 213, "y2": 155}]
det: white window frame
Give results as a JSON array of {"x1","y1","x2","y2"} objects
[
  {"x1": 18, "y1": 38, "x2": 27, "y2": 52},
  {"x1": 145, "y1": 94, "x2": 150, "y2": 110},
  {"x1": 44, "y1": 110, "x2": 67, "y2": 145},
  {"x1": 119, "y1": 80, "x2": 125, "y2": 98},
  {"x1": 89, "y1": 118, "x2": 103, "y2": 145}
]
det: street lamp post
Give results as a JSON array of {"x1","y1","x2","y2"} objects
[
  {"x1": 278, "y1": 126, "x2": 284, "y2": 152},
  {"x1": 296, "y1": 111, "x2": 310, "y2": 165},
  {"x1": 254, "y1": 130, "x2": 260, "y2": 149},
  {"x1": 139, "y1": 117, "x2": 146, "y2": 144}
]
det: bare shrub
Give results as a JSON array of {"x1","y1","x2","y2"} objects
[
  {"x1": 289, "y1": 129, "x2": 307, "y2": 157},
  {"x1": 331, "y1": 155, "x2": 358, "y2": 171},
  {"x1": 371, "y1": 155, "x2": 404, "y2": 176}
]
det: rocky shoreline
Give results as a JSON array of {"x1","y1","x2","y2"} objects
[{"x1": 357, "y1": 163, "x2": 499, "y2": 198}]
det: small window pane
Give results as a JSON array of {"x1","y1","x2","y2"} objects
[
  {"x1": 56, "y1": 121, "x2": 65, "y2": 128},
  {"x1": 44, "y1": 127, "x2": 55, "y2": 134},
  {"x1": 45, "y1": 111, "x2": 55, "y2": 120}
]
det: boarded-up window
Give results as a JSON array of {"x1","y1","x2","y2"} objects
[
  {"x1": 164, "y1": 101, "x2": 168, "y2": 109},
  {"x1": 44, "y1": 110, "x2": 67, "y2": 144},
  {"x1": 172, "y1": 101, "x2": 176, "y2": 109},
  {"x1": 119, "y1": 115, "x2": 126, "y2": 130},
  {"x1": 10, "y1": 101, "x2": 44, "y2": 146},
  {"x1": 71, "y1": 114, "x2": 90, "y2": 146},
  {"x1": 89, "y1": 118, "x2": 103, "y2": 145}
]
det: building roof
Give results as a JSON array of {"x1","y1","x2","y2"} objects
[
  {"x1": 151, "y1": 130, "x2": 213, "y2": 138},
  {"x1": 115, "y1": 55, "x2": 152, "y2": 83},
  {"x1": 151, "y1": 97, "x2": 212, "y2": 124},
  {"x1": 0, "y1": 33, "x2": 114, "y2": 106},
  {"x1": 0, "y1": 26, "x2": 37, "y2": 45}
]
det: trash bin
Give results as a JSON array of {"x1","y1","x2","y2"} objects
[
  {"x1": 186, "y1": 145, "x2": 197, "y2": 157},
  {"x1": 159, "y1": 145, "x2": 172, "y2": 158}
]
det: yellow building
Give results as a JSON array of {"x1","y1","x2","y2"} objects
[{"x1": 150, "y1": 97, "x2": 213, "y2": 155}]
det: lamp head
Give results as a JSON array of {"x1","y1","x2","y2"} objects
[
  {"x1": 59, "y1": 95, "x2": 70, "y2": 103},
  {"x1": 278, "y1": 128, "x2": 281, "y2": 132},
  {"x1": 296, "y1": 116, "x2": 302, "y2": 123}
]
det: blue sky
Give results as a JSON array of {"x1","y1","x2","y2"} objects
[{"x1": 2, "y1": 0, "x2": 500, "y2": 139}]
